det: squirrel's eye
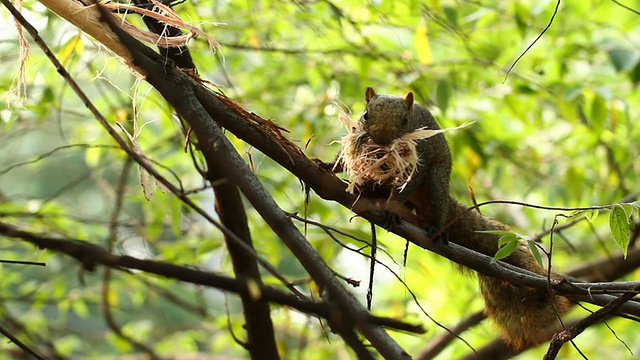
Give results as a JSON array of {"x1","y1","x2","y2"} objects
[
  {"x1": 402, "y1": 115, "x2": 409, "y2": 127},
  {"x1": 362, "y1": 111, "x2": 369, "y2": 121}
]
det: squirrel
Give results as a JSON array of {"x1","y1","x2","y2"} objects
[
  {"x1": 324, "y1": 87, "x2": 572, "y2": 350},
  {"x1": 325, "y1": 87, "x2": 453, "y2": 235}
]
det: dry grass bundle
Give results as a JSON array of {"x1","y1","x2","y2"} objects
[{"x1": 334, "y1": 108, "x2": 472, "y2": 193}]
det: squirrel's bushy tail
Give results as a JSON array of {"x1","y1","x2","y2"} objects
[
  {"x1": 447, "y1": 199, "x2": 571, "y2": 349},
  {"x1": 479, "y1": 273, "x2": 571, "y2": 349}
]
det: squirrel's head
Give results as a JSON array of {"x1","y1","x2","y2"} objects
[{"x1": 360, "y1": 87, "x2": 415, "y2": 145}]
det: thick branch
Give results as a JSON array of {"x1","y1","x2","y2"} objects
[
  {"x1": 18, "y1": 2, "x2": 640, "y2": 357},
  {"x1": 546, "y1": 288, "x2": 639, "y2": 359},
  {"x1": 95, "y1": 1, "x2": 640, "y2": 321},
  {"x1": 132, "y1": 0, "x2": 196, "y2": 70},
  {"x1": 423, "y1": 245, "x2": 640, "y2": 359},
  {"x1": 209, "y1": 162, "x2": 280, "y2": 358},
  {"x1": 97, "y1": 9, "x2": 410, "y2": 359},
  {"x1": 0, "y1": 220, "x2": 423, "y2": 334}
]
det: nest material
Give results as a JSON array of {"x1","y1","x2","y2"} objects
[{"x1": 334, "y1": 108, "x2": 472, "y2": 193}]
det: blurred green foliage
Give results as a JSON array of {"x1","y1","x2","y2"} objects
[{"x1": 0, "y1": 0, "x2": 639, "y2": 359}]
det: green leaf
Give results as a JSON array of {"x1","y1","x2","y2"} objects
[
  {"x1": 71, "y1": 300, "x2": 89, "y2": 318},
  {"x1": 515, "y1": 233, "x2": 533, "y2": 242},
  {"x1": 436, "y1": 80, "x2": 452, "y2": 114},
  {"x1": 557, "y1": 100, "x2": 579, "y2": 123},
  {"x1": 562, "y1": 210, "x2": 583, "y2": 224},
  {"x1": 171, "y1": 197, "x2": 182, "y2": 237},
  {"x1": 197, "y1": 239, "x2": 221, "y2": 256},
  {"x1": 443, "y1": 6, "x2": 458, "y2": 27},
  {"x1": 620, "y1": 203, "x2": 633, "y2": 217},
  {"x1": 563, "y1": 86, "x2": 583, "y2": 101},
  {"x1": 609, "y1": 204, "x2": 630, "y2": 259},
  {"x1": 631, "y1": 201, "x2": 640, "y2": 217},
  {"x1": 584, "y1": 209, "x2": 599, "y2": 223},
  {"x1": 565, "y1": 166, "x2": 583, "y2": 200},
  {"x1": 492, "y1": 235, "x2": 518, "y2": 263},
  {"x1": 515, "y1": 84, "x2": 536, "y2": 94},
  {"x1": 498, "y1": 233, "x2": 518, "y2": 246},
  {"x1": 607, "y1": 48, "x2": 638, "y2": 72},
  {"x1": 513, "y1": 3, "x2": 528, "y2": 38},
  {"x1": 630, "y1": 60, "x2": 640, "y2": 86},
  {"x1": 591, "y1": 94, "x2": 608, "y2": 128},
  {"x1": 526, "y1": 240, "x2": 544, "y2": 268}
]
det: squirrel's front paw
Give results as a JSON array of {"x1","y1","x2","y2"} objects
[
  {"x1": 424, "y1": 224, "x2": 448, "y2": 245},
  {"x1": 381, "y1": 210, "x2": 401, "y2": 230}
]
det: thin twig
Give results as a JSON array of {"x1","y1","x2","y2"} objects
[
  {"x1": 0, "y1": 259, "x2": 45, "y2": 266},
  {"x1": 503, "y1": 0, "x2": 561, "y2": 82},
  {"x1": 0, "y1": 323, "x2": 46, "y2": 360},
  {"x1": 366, "y1": 222, "x2": 376, "y2": 311}
]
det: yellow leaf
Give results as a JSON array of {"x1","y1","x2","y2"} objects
[
  {"x1": 466, "y1": 148, "x2": 481, "y2": 174},
  {"x1": 84, "y1": 146, "x2": 102, "y2": 168},
  {"x1": 59, "y1": 34, "x2": 82, "y2": 67},
  {"x1": 115, "y1": 108, "x2": 129, "y2": 122},
  {"x1": 414, "y1": 23, "x2": 432, "y2": 65},
  {"x1": 249, "y1": 29, "x2": 259, "y2": 49}
]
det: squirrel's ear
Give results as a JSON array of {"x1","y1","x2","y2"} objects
[
  {"x1": 365, "y1": 87, "x2": 376, "y2": 103},
  {"x1": 405, "y1": 91, "x2": 414, "y2": 112}
]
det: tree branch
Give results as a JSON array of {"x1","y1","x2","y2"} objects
[
  {"x1": 13, "y1": 2, "x2": 640, "y2": 357},
  {"x1": 0, "y1": 220, "x2": 424, "y2": 335},
  {"x1": 0, "y1": 323, "x2": 46, "y2": 360},
  {"x1": 545, "y1": 287, "x2": 639, "y2": 359},
  {"x1": 209, "y1": 159, "x2": 280, "y2": 358},
  {"x1": 416, "y1": 311, "x2": 486, "y2": 360},
  {"x1": 95, "y1": 6, "x2": 411, "y2": 358}
]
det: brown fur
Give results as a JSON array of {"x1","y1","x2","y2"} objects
[
  {"x1": 332, "y1": 87, "x2": 571, "y2": 349},
  {"x1": 446, "y1": 199, "x2": 571, "y2": 349}
]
